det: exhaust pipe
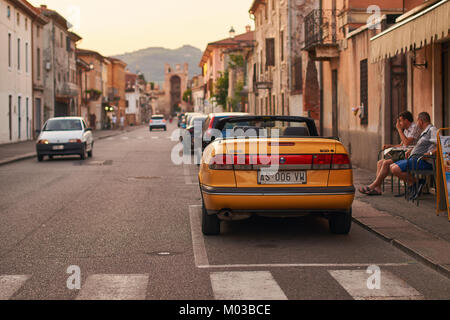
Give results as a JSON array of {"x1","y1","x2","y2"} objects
[{"x1": 217, "y1": 209, "x2": 251, "y2": 221}]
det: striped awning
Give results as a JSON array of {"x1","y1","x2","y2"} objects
[{"x1": 370, "y1": 0, "x2": 450, "y2": 62}]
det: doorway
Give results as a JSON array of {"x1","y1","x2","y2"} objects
[
  {"x1": 443, "y1": 42, "x2": 450, "y2": 127},
  {"x1": 389, "y1": 54, "x2": 407, "y2": 145},
  {"x1": 35, "y1": 98, "x2": 42, "y2": 136}
]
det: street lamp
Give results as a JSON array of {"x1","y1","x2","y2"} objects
[{"x1": 229, "y1": 26, "x2": 236, "y2": 39}]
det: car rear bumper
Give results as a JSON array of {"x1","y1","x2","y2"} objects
[
  {"x1": 150, "y1": 125, "x2": 166, "y2": 129},
  {"x1": 201, "y1": 185, "x2": 355, "y2": 214},
  {"x1": 36, "y1": 143, "x2": 83, "y2": 156}
]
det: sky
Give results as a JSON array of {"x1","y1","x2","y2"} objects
[{"x1": 29, "y1": 0, "x2": 255, "y2": 56}]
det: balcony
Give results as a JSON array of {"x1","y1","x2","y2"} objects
[
  {"x1": 304, "y1": 9, "x2": 340, "y2": 61},
  {"x1": 108, "y1": 88, "x2": 120, "y2": 102},
  {"x1": 56, "y1": 82, "x2": 79, "y2": 98}
]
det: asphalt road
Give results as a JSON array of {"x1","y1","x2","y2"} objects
[{"x1": 0, "y1": 123, "x2": 449, "y2": 300}]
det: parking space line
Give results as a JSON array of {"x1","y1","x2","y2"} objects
[
  {"x1": 0, "y1": 275, "x2": 30, "y2": 300},
  {"x1": 189, "y1": 205, "x2": 210, "y2": 267},
  {"x1": 210, "y1": 271, "x2": 288, "y2": 300},
  {"x1": 199, "y1": 263, "x2": 414, "y2": 269},
  {"x1": 329, "y1": 270, "x2": 423, "y2": 300},
  {"x1": 76, "y1": 274, "x2": 149, "y2": 300},
  {"x1": 184, "y1": 165, "x2": 197, "y2": 185}
]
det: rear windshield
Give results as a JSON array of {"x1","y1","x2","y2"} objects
[
  {"x1": 219, "y1": 120, "x2": 311, "y2": 138},
  {"x1": 44, "y1": 119, "x2": 82, "y2": 131},
  {"x1": 152, "y1": 117, "x2": 164, "y2": 120}
]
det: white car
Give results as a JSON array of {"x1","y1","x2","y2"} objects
[
  {"x1": 149, "y1": 115, "x2": 167, "y2": 131},
  {"x1": 36, "y1": 117, "x2": 94, "y2": 162}
]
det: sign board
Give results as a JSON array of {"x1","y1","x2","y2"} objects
[{"x1": 436, "y1": 129, "x2": 450, "y2": 221}]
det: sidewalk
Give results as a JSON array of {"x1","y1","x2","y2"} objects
[
  {"x1": 0, "y1": 126, "x2": 143, "y2": 166},
  {"x1": 353, "y1": 166, "x2": 450, "y2": 277}
]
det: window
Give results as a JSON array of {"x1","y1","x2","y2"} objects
[
  {"x1": 25, "y1": 18, "x2": 28, "y2": 30},
  {"x1": 280, "y1": 31, "x2": 284, "y2": 61},
  {"x1": 17, "y1": 38, "x2": 20, "y2": 70},
  {"x1": 360, "y1": 59, "x2": 368, "y2": 125},
  {"x1": 17, "y1": 12, "x2": 19, "y2": 26},
  {"x1": 60, "y1": 32, "x2": 63, "y2": 48},
  {"x1": 266, "y1": 38, "x2": 275, "y2": 67},
  {"x1": 37, "y1": 26, "x2": 40, "y2": 38},
  {"x1": 25, "y1": 42, "x2": 28, "y2": 73},
  {"x1": 8, "y1": 33, "x2": 12, "y2": 68},
  {"x1": 293, "y1": 57, "x2": 303, "y2": 92},
  {"x1": 7, "y1": 5, "x2": 10, "y2": 18},
  {"x1": 18, "y1": 96, "x2": 21, "y2": 140},
  {"x1": 37, "y1": 48, "x2": 41, "y2": 79}
]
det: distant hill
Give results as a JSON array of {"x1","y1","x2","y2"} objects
[{"x1": 114, "y1": 45, "x2": 203, "y2": 85}]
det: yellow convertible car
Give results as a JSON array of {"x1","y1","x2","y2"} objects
[{"x1": 199, "y1": 116, "x2": 355, "y2": 235}]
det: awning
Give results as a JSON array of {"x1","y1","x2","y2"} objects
[{"x1": 370, "y1": 0, "x2": 450, "y2": 62}]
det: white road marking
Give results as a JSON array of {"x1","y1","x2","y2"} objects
[
  {"x1": 184, "y1": 165, "x2": 197, "y2": 185},
  {"x1": 137, "y1": 136, "x2": 144, "y2": 140},
  {"x1": 106, "y1": 137, "x2": 114, "y2": 141},
  {"x1": 329, "y1": 270, "x2": 423, "y2": 300},
  {"x1": 152, "y1": 137, "x2": 159, "y2": 140},
  {"x1": 76, "y1": 274, "x2": 149, "y2": 300},
  {"x1": 189, "y1": 205, "x2": 210, "y2": 267},
  {"x1": 199, "y1": 263, "x2": 414, "y2": 269},
  {"x1": 210, "y1": 271, "x2": 288, "y2": 300},
  {"x1": 0, "y1": 275, "x2": 30, "y2": 300},
  {"x1": 121, "y1": 137, "x2": 129, "y2": 140}
]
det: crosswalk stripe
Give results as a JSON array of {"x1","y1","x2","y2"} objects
[
  {"x1": 76, "y1": 274, "x2": 149, "y2": 300},
  {"x1": 210, "y1": 271, "x2": 288, "y2": 300},
  {"x1": 0, "y1": 275, "x2": 30, "y2": 300},
  {"x1": 329, "y1": 270, "x2": 423, "y2": 300}
]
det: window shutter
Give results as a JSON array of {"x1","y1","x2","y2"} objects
[
  {"x1": 293, "y1": 57, "x2": 303, "y2": 92},
  {"x1": 266, "y1": 38, "x2": 275, "y2": 67},
  {"x1": 360, "y1": 59, "x2": 368, "y2": 125}
]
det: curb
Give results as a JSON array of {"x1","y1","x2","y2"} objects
[
  {"x1": 352, "y1": 215, "x2": 450, "y2": 279},
  {"x1": 0, "y1": 153, "x2": 36, "y2": 166}
]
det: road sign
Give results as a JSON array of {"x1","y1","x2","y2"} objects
[{"x1": 436, "y1": 128, "x2": 450, "y2": 221}]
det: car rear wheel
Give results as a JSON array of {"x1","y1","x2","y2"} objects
[
  {"x1": 329, "y1": 208, "x2": 352, "y2": 235},
  {"x1": 202, "y1": 203, "x2": 221, "y2": 236},
  {"x1": 37, "y1": 154, "x2": 44, "y2": 162}
]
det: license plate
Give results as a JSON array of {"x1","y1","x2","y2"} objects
[
  {"x1": 258, "y1": 171, "x2": 307, "y2": 185},
  {"x1": 52, "y1": 145, "x2": 64, "y2": 150}
]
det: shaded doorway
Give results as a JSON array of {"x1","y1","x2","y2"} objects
[
  {"x1": 389, "y1": 54, "x2": 407, "y2": 145},
  {"x1": 332, "y1": 70, "x2": 338, "y2": 137},
  {"x1": 443, "y1": 42, "x2": 450, "y2": 127}
]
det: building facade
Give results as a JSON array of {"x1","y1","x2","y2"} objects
[
  {"x1": 248, "y1": 0, "x2": 320, "y2": 119},
  {"x1": 0, "y1": 0, "x2": 38, "y2": 143},
  {"x1": 162, "y1": 63, "x2": 189, "y2": 116},
  {"x1": 106, "y1": 57, "x2": 127, "y2": 124},
  {"x1": 38, "y1": 5, "x2": 81, "y2": 121},
  {"x1": 304, "y1": 0, "x2": 449, "y2": 170}
]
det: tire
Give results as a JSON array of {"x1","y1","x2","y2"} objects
[
  {"x1": 88, "y1": 143, "x2": 93, "y2": 158},
  {"x1": 37, "y1": 154, "x2": 44, "y2": 162},
  {"x1": 202, "y1": 202, "x2": 221, "y2": 236},
  {"x1": 164, "y1": 127, "x2": 167, "y2": 132},
  {"x1": 329, "y1": 208, "x2": 352, "y2": 235},
  {"x1": 150, "y1": 128, "x2": 153, "y2": 132},
  {"x1": 80, "y1": 144, "x2": 88, "y2": 160}
]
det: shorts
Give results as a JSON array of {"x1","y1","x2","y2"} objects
[{"x1": 395, "y1": 158, "x2": 433, "y2": 172}]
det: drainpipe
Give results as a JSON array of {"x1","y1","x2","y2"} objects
[
  {"x1": 287, "y1": 0, "x2": 292, "y2": 116},
  {"x1": 319, "y1": 0, "x2": 324, "y2": 135}
]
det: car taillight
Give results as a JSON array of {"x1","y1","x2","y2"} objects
[
  {"x1": 209, "y1": 155, "x2": 234, "y2": 170},
  {"x1": 38, "y1": 140, "x2": 49, "y2": 144},
  {"x1": 312, "y1": 154, "x2": 332, "y2": 170},
  {"x1": 150, "y1": 120, "x2": 153, "y2": 124},
  {"x1": 332, "y1": 154, "x2": 351, "y2": 169}
]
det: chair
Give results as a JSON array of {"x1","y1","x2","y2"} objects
[
  {"x1": 378, "y1": 149, "x2": 405, "y2": 195},
  {"x1": 405, "y1": 155, "x2": 436, "y2": 206}
]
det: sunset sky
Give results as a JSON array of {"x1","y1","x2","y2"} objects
[{"x1": 29, "y1": 0, "x2": 255, "y2": 56}]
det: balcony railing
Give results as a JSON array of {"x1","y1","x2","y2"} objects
[
  {"x1": 304, "y1": 9, "x2": 338, "y2": 50},
  {"x1": 57, "y1": 82, "x2": 79, "y2": 98},
  {"x1": 108, "y1": 88, "x2": 120, "y2": 102}
]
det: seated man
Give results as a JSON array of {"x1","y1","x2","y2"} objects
[
  {"x1": 360, "y1": 111, "x2": 421, "y2": 196},
  {"x1": 391, "y1": 112, "x2": 437, "y2": 199}
]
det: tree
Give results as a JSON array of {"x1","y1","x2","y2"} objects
[
  {"x1": 213, "y1": 71, "x2": 229, "y2": 107},
  {"x1": 183, "y1": 88, "x2": 192, "y2": 104}
]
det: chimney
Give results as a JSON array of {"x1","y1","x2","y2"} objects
[{"x1": 245, "y1": 25, "x2": 251, "y2": 33}]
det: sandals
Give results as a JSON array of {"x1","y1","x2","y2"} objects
[{"x1": 359, "y1": 186, "x2": 382, "y2": 196}]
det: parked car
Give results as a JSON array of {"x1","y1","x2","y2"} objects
[
  {"x1": 177, "y1": 113, "x2": 185, "y2": 128},
  {"x1": 36, "y1": 117, "x2": 94, "y2": 162},
  {"x1": 185, "y1": 114, "x2": 208, "y2": 150},
  {"x1": 201, "y1": 112, "x2": 250, "y2": 150},
  {"x1": 182, "y1": 112, "x2": 202, "y2": 129},
  {"x1": 198, "y1": 115, "x2": 355, "y2": 235},
  {"x1": 149, "y1": 115, "x2": 167, "y2": 131}
]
